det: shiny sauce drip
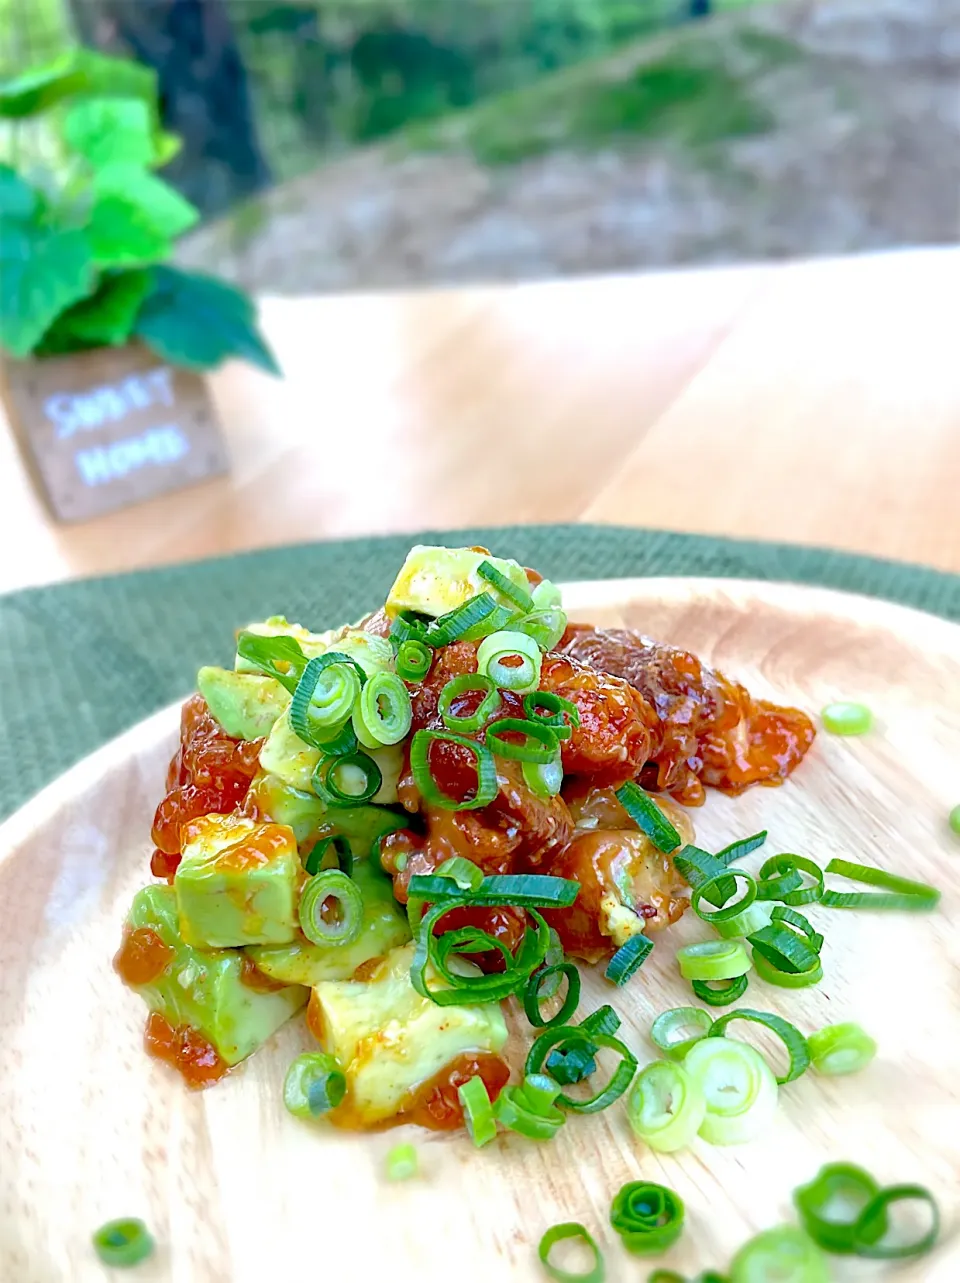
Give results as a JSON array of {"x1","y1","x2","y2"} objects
[
  {"x1": 113, "y1": 927, "x2": 174, "y2": 987},
  {"x1": 143, "y1": 1011, "x2": 228, "y2": 1089}
]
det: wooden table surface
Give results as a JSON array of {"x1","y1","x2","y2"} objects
[{"x1": 2, "y1": 247, "x2": 958, "y2": 595}]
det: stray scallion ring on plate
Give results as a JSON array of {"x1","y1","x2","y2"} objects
[
  {"x1": 609, "y1": 1180, "x2": 685, "y2": 1255},
  {"x1": 458, "y1": 1075, "x2": 498, "y2": 1147},
  {"x1": 793, "y1": 1162, "x2": 884, "y2": 1254},
  {"x1": 650, "y1": 1006, "x2": 713, "y2": 1060},
  {"x1": 807, "y1": 1022, "x2": 877, "y2": 1076},
  {"x1": 92, "y1": 1218, "x2": 155, "y2": 1268},
  {"x1": 299, "y1": 870, "x2": 364, "y2": 947},
  {"x1": 526, "y1": 1025, "x2": 638, "y2": 1114},
  {"x1": 524, "y1": 961, "x2": 581, "y2": 1029},
  {"x1": 477, "y1": 630, "x2": 542, "y2": 692},
  {"x1": 537, "y1": 1222, "x2": 605, "y2": 1283},
  {"x1": 707, "y1": 1008, "x2": 810, "y2": 1084},
  {"x1": 626, "y1": 1059, "x2": 705, "y2": 1152},
  {"x1": 677, "y1": 940, "x2": 751, "y2": 983},
  {"x1": 684, "y1": 1036, "x2": 779, "y2": 1145},
  {"x1": 691, "y1": 975, "x2": 749, "y2": 1006},
  {"x1": 283, "y1": 1051, "x2": 347, "y2": 1119},
  {"x1": 385, "y1": 1142, "x2": 419, "y2": 1181},
  {"x1": 729, "y1": 1224, "x2": 831, "y2": 1282}
]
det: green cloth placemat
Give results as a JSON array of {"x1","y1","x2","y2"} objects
[{"x1": 2, "y1": 524, "x2": 958, "y2": 822}]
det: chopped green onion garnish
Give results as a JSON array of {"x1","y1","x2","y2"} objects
[
  {"x1": 304, "y1": 833, "x2": 353, "y2": 877},
  {"x1": 708, "y1": 1008, "x2": 810, "y2": 1084},
  {"x1": 712, "y1": 899, "x2": 774, "y2": 939},
  {"x1": 283, "y1": 1051, "x2": 347, "y2": 1119},
  {"x1": 692, "y1": 870, "x2": 758, "y2": 926},
  {"x1": 807, "y1": 1022, "x2": 877, "y2": 1076},
  {"x1": 819, "y1": 858, "x2": 940, "y2": 911},
  {"x1": 496, "y1": 1082, "x2": 565, "y2": 1141},
  {"x1": 604, "y1": 934, "x2": 653, "y2": 986},
  {"x1": 537, "y1": 1222, "x2": 605, "y2": 1283},
  {"x1": 851, "y1": 1183, "x2": 940, "y2": 1259},
  {"x1": 677, "y1": 940, "x2": 751, "y2": 982},
  {"x1": 524, "y1": 961, "x2": 581, "y2": 1028},
  {"x1": 531, "y1": 579, "x2": 562, "y2": 609},
  {"x1": 523, "y1": 690, "x2": 580, "y2": 740},
  {"x1": 526, "y1": 1025, "x2": 637, "y2": 1114},
  {"x1": 384, "y1": 1142, "x2": 419, "y2": 1181},
  {"x1": 290, "y1": 653, "x2": 363, "y2": 749},
  {"x1": 626, "y1": 1060, "x2": 705, "y2": 1153},
  {"x1": 236, "y1": 631, "x2": 307, "y2": 693},
  {"x1": 433, "y1": 856, "x2": 484, "y2": 892},
  {"x1": 650, "y1": 1007, "x2": 712, "y2": 1061},
  {"x1": 614, "y1": 781, "x2": 682, "y2": 854},
  {"x1": 91, "y1": 1219, "x2": 155, "y2": 1268},
  {"x1": 691, "y1": 975, "x2": 749, "y2": 1006},
  {"x1": 458, "y1": 1075, "x2": 498, "y2": 1147},
  {"x1": 486, "y1": 717, "x2": 560, "y2": 764},
  {"x1": 299, "y1": 870, "x2": 364, "y2": 947},
  {"x1": 771, "y1": 905, "x2": 824, "y2": 952},
  {"x1": 545, "y1": 1005, "x2": 618, "y2": 1085},
  {"x1": 478, "y1": 559, "x2": 533, "y2": 611},
  {"x1": 716, "y1": 830, "x2": 768, "y2": 865},
  {"x1": 757, "y1": 854, "x2": 824, "y2": 906},
  {"x1": 396, "y1": 638, "x2": 432, "y2": 682},
  {"x1": 752, "y1": 949, "x2": 823, "y2": 989},
  {"x1": 673, "y1": 844, "x2": 736, "y2": 906},
  {"x1": 313, "y1": 751, "x2": 382, "y2": 807},
  {"x1": 355, "y1": 670, "x2": 412, "y2": 746},
  {"x1": 748, "y1": 921, "x2": 820, "y2": 975},
  {"x1": 409, "y1": 728, "x2": 499, "y2": 811},
  {"x1": 950, "y1": 804, "x2": 960, "y2": 836},
  {"x1": 609, "y1": 1180, "x2": 685, "y2": 1255},
  {"x1": 438, "y1": 673, "x2": 501, "y2": 733},
  {"x1": 389, "y1": 610, "x2": 428, "y2": 650},
  {"x1": 411, "y1": 901, "x2": 551, "y2": 1005},
  {"x1": 793, "y1": 1162, "x2": 883, "y2": 1254},
  {"x1": 821, "y1": 701, "x2": 873, "y2": 735},
  {"x1": 729, "y1": 1225, "x2": 831, "y2": 1282},
  {"x1": 522, "y1": 752, "x2": 564, "y2": 798},
  {"x1": 518, "y1": 1072, "x2": 564, "y2": 1114},
  {"x1": 684, "y1": 1036, "x2": 779, "y2": 1146},
  {"x1": 425, "y1": 593, "x2": 501, "y2": 647},
  {"x1": 477, "y1": 630, "x2": 542, "y2": 692},
  {"x1": 311, "y1": 719, "x2": 358, "y2": 759},
  {"x1": 516, "y1": 607, "x2": 567, "y2": 652},
  {"x1": 406, "y1": 871, "x2": 579, "y2": 908}
]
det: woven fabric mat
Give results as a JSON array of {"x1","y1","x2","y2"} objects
[{"x1": 3, "y1": 523, "x2": 958, "y2": 822}]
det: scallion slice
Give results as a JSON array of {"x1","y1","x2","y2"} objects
[
  {"x1": 610, "y1": 1181, "x2": 685, "y2": 1255},
  {"x1": 604, "y1": 934, "x2": 653, "y2": 986},
  {"x1": 771, "y1": 905, "x2": 824, "y2": 953},
  {"x1": 524, "y1": 961, "x2": 581, "y2": 1028},
  {"x1": 496, "y1": 1082, "x2": 565, "y2": 1141},
  {"x1": 793, "y1": 1162, "x2": 883, "y2": 1254},
  {"x1": 650, "y1": 1007, "x2": 712, "y2": 1061},
  {"x1": 691, "y1": 975, "x2": 749, "y2": 1006},
  {"x1": 236, "y1": 630, "x2": 307, "y2": 693},
  {"x1": 523, "y1": 690, "x2": 580, "y2": 740},
  {"x1": 384, "y1": 1142, "x2": 419, "y2": 1181},
  {"x1": 692, "y1": 870, "x2": 758, "y2": 926},
  {"x1": 522, "y1": 752, "x2": 564, "y2": 798},
  {"x1": 748, "y1": 922, "x2": 820, "y2": 976},
  {"x1": 283, "y1": 1051, "x2": 347, "y2": 1119},
  {"x1": 303, "y1": 833, "x2": 353, "y2": 878},
  {"x1": 753, "y1": 950, "x2": 823, "y2": 989},
  {"x1": 486, "y1": 717, "x2": 560, "y2": 764},
  {"x1": 545, "y1": 1005, "x2": 619, "y2": 1085},
  {"x1": 438, "y1": 673, "x2": 501, "y2": 733},
  {"x1": 356, "y1": 670, "x2": 412, "y2": 746},
  {"x1": 458, "y1": 1075, "x2": 498, "y2": 1147},
  {"x1": 614, "y1": 781, "x2": 683, "y2": 854},
  {"x1": 708, "y1": 1008, "x2": 810, "y2": 1084},
  {"x1": 821, "y1": 701, "x2": 873, "y2": 736},
  {"x1": 389, "y1": 610, "x2": 428, "y2": 650},
  {"x1": 313, "y1": 751, "x2": 382, "y2": 808},
  {"x1": 478, "y1": 559, "x2": 533, "y2": 612},
  {"x1": 820, "y1": 858, "x2": 940, "y2": 911},
  {"x1": 425, "y1": 593, "x2": 500, "y2": 647},
  {"x1": 409, "y1": 729, "x2": 499, "y2": 811},
  {"x1": 852, "y1": 1183, "x2": 940, "y2": 1259},
  {"x1": 684, "y1": 1036, "x2": 779, "y2": 1145},
  {"x1": 517, "y1": 608, "x2": 567, "y2": 652},
  {"x1": 290, "y1": 653, "x2": 363, "y2": 750},
  {"x1": 406, "y1": 871, "x2": 579, "y2": 909},
  {"x1": 477, "y1": 630, "x2": 542, "y2": 692},
  {"x1": 526, "y1": 1025, "x2": 638, "y2": 1114},
  {"x1": 716, "y1": 830, "x2": 768, "y2": 865},
  {"x1": 712, "y1": 900, "x2": 774, "y2": 939},
  {"x1": 729, "y1": 1225, "x2": 831, "y2": 1282},
  {"x1": 411, "y1": 902, "x2": 551, "y2": 1006},
  {"x1": 92, "y1": 1219, "x2": 155, "y2": 1268},
  {"x1": 396, "y1": 638, "x2": 432, "y2": 682},
  {"x1": 433, "y1": 855, "x2": 484, "y2": 893},
  {"x1": 299, "y1": 870, "x2": 364, "y2": 947},
  {"x1": 757, "y1": 854, "x2": 824, "y2": 906},
  {"x1": 807, "y1": 1022, "x2": 877, "y2": 1076},
  {"x1": 531, "y1": 579, "x2": 562, "y2": 609},
  {"x1": 950, "y1": 803, "x2": 960, "y2": 836},
  {"x1": 673, "y1": 844, "x2": 736, "y2": 906},
  {"x1": 626, "y1": 1060, "x2": 705, "y2": 1153},
  {"x1": 537, "y1": 1223, "x2": 605, "y2": 1283},
  {"x1": 312, "y1": 719, "x2": 358, "y2": 759},
  {"x1": 677, "y1": 940, "x2": 751, "y2": 982}
]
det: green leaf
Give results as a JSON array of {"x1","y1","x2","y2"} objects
[
  {"x1": 0, "y1": 165, "x2": 38, "y2": 219},
  {"x1": 134, "y1": 266, "x2": 281, "y2": 376},
  {"x1": 0, "y1": 219, "x2": 94, "y2": 357},
  {"x1": 95, "y1": 164, "x2": 199, "y2": 239},
  {"x1": 87, "y1": 194, "x2": 171, "y2": 267},
  {"x1": 64, "y1": 97, "x2": 156, "y2": 168},
  {"x1": 0, "y1": 53, "x2": 86, "y2": 119},
  {"x1": 37, "y1": 269, "x2": 151, "y2": 351}
]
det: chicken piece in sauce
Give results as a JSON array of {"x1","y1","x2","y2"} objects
[{"x1": 560, "y1": 625, "x2": 815, "y2": 805}]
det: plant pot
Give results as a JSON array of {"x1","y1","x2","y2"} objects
[{"x1": 1, "y1": 343, "x2": 229, "y2": 523}]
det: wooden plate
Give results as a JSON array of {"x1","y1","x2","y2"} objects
[{"x1": 2, "y1": 579, "x2": 958, "y2": 1283}]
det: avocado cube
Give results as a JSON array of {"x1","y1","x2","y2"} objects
[
  {"x1": 119, "y1": 884, "x2": 306, "y2": 1066},
  {"x1": 245, "y1": 772, "x2": 329, "y2": 845},
  {"x1": 197, "y1": 667, "x2": 290, "y2": 740},
  {"x1": 175, "y1": 814, "x2": 300, "y2": 948},
  {"x1": 385, "y1": 545, "x2": 530, "y2": 618},
  {"x1": 247, "y1": 859, "x2": 411, "y2": 986}
]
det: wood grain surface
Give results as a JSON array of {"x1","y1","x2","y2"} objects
[
  {"x1": 1, "y1": 579, "x2": 958, "y2": 1283},
  {"x1": 1, "y1": 248, "x2": 959, "y2": 595}
]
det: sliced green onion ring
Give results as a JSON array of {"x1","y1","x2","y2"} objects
[
  {"x1": 604, "y1": 934, "x2": 653, "y2": 986},
  {"x1": 458, "y1": 1075, "x2": 498, "y2": 1147},
  {"x1": 299, "y1": 870, "x2": 364, "y2": 946},
  {"x1": 691, "y1": 975, "x2": 749, "y2": 1007},
  {"x1": 853, "y1": 1184, "x2": 940, "y2": 1259},
  {"x1": 290, "y1": 653, "x2": 364, "y2": 749},
  {"x1": 438, "y1": 673, "x2": 501, "y2": 733},
  {"x1": 614, "y1": 781, "x2": 682, "y2": 854},
  {"x1": 626, "y1": 1059, "x2": 706, "y2": 1153},
  {"x1": 517, "y1": 608, "x2": 567, "y2": 652},
  {"x1": 756, "y1": 864, "x2": 804, "y2": 902},
  {"x1": 92, "y1": 1218, "x2": 155, "y2": 1268},
  {"x1": 821, "y1": 701, "x2": 873, "y2": 736},
  {"x1": 434, "y1": 855, "x2": 484, "y2": 892},
  {"x1": 708, "y1": 1008, "x2": 810, "y2": 1084},
  {"x1": 486, "y1": 717, "x2": 560, "y2": 765},
  {"x1": 673, "y1": 844, "x2": 736, "y2": 906},
  {"x1": 526, "y1": 1025, "x2": 637, "y2": 1114},
  {"x1": 283, "y1": 1051, "x2": 347, "y2": 1118},
  {"x1": 522, "y1": 752, "x2": 564, "y2": 798},
  {"x1": 537, "y1": 1222, "x2": 605, "y2": 1283},
  {"x1": 712, "y1": 899, "x2": 773, "y2": 940},
  {"x1": 478, "y1": 559, "x2": 533, "y2": 611},
  {"x1": 389, "y1": 610, "x2": 428, "y2": 649},
  {"x1": 752, "y1": 949, "x2": 823, "y2": 989},
  {"x1": 518, "y1": 1072, "x2": 563, "y2": 1114},
  {"x1": 313, "y1": 751, "x2": 382, "y2": 807},
  {"x1": 356, "y1": 670, "x2": 412, "y2": 746},
  {"x1": 758, "y1": 853, "x2": 824, "y2": 906},
  {"x1": 385, "y1": 1142, "x2": 419, "y2": 1181},
  {"x1": 609, "y1": 1180, "x2": 685, "y2": 1255},
  {"x1": 684, "y1": 1036, "x2": 779, "y2": 1145},
  {"x1": 523, "y1": 690, "x2": 581, "y2": 740},
  {"x1": 531, "y1": 579, "x2": 562, "y2": 609},
  {"x1": 716, "y1": 830, "x2": 768, "y2": 865},
  {"x1": 236, "y1": 630, "x2": 307, "y2": 693},
  {"x1": 524, "y1": 961, "x2": 581, "y2": 1028},
  {"x1": 406, "y1": 871, "x2": 579, "y2": 908},
  {"x1": 312, "y1": 719, "x2": 358, "y2": 759},
  {"x1": 426, "y1": 593, "x2": 499, "y2": 647},
  {"x1": 820, "y1": 858, "x2": 940, "y2": 911},
  {"x1": 396, "y1": 638, "x2": 432, "y2": 682},
  {"x1": 304, "y1": 833, "x2": 354, "y2": 877},
  {"x1": 807, "y1": 1022, "x2": 877, "y2": 1076},
  {"x1": 545, "y1": 1005, "x2": 619, "y2": 1085},
  {"x1": 409, "y1": 728, "x2": 499, "y2": 811},
  {"x1": 729, "y1": 1224, "x2": 831, "y2": 1283},
  {"x1": 692, "y1": 871, "x2": 758, "y2": 925},
  {"x1": 677, "y1": 940, "x2": 751, "y2": 982},
  {"x1": 650, "y1": 1007, "x2": 713, "y2": 1061},
  {"x1": 477, "y1": 630, "x2": 542, "y2": 692},
  {"x1": 793, "y1": 1162, "x2": 884, "y2": 1254},
  {"x1": 771, "y1": 905, "x2": 824, "y2": 953},
  {"x1": 496, "y1": 1083, "x2": 565, "y2": 1141},
  {"x1": 748, "y1": 922, "x2": 820, "y2": 975},
  {"x1": 412, "y1": 901, "x2": 551, "y2": 1006}
]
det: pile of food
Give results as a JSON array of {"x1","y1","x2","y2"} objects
[{"x1": 110, "y1": 544, "x2": 942, "y2": 1278}]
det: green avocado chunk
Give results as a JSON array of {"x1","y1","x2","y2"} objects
[
  {"x1": 197, "y1": 667, "x2": 290, "y2": 741},
  {"x1": 121, "y1": 884, "x2": 306, "y2": 1066},
  {"x1": 245, "y1": 772, "x2": 329, "y2": 844},
  {"x1": 385, "y1": 544, "x2": 529, "y2": 618},
  {"x1": 175, "y1": 814, "x2": 300, "y2": 948},
  {"x1": 246, "y1": 859, "x2": 411, "y2": 985}
]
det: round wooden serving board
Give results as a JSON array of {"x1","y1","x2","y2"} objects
[{"x1": 1, "y1": 579, "x2": 958, "y2": 1283}]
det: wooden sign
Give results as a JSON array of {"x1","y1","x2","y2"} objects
[{"x1": 1, "y1": 343, "x2": 229, "y2": 522}]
